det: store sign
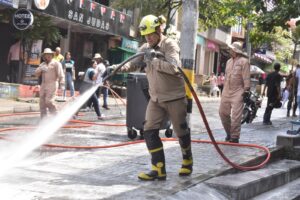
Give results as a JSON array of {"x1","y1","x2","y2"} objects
[
  {"x1": 121, "y1": 38, "x2": 138, "y2": 52},
  {"x1": 32, "y1": 0, "x2": 131, "y2": 37},
  {"x1": 13, "y1": 9, "x2": 34, "y2": 30},
  {"x1": 207, "y1": 40, "x2": 219, "y2": 52}
]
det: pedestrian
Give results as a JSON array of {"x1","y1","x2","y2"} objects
[
  {"x1": 101, "y1": 60, "x2": 111, "y2": 110},
  {"x1": 286, "y1": 70, "x2": 298, "y2": 117},
  {"x1": 7, "y1": 40, "x2": 21, "y2": 83},
  {"x1": 79, "y1": 59, "x2": 104, "y2": 120},
  {"x1": 62, "y1": 52, "x2": 75, "y2": 98},
  {"x1": 217, "y1": 72, "x2": 225, "y2": 96},
  {"x1": 262, "y1": 63, "x2": 282, "y2": 125},
  {"x1": 53, "y1": 47, "x2": 64, "y2": 62},
  {"x1": 35, "y1": 48, "x2": 65, "y2": 118},
  {"x1": 93, "y1": 53, "x2": 109, "y2": 109},
  {"x1": 219, "y1": 41, "x2": 250, "y2": 143},
  {"x1": 295, "y1": 64, "x2": 300, "y2": 118},
  {"x1": 208, "y1": 72, "x2": 218, "y2": 97},
  {"x1": 113, "y1": 14, "x2": 192, "y2": 180},
  {"x1": 281, "y1": 87, "x2": 289, "y2": 108},
  {"x1": 281, "y1": 77, "x2": 286, "y2": 94}
]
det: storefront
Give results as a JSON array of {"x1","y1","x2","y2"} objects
[
  {"x1": 108, "y1": 37, "x2": 139, "y2": 86},
  {"x1": 204, "y1": 40, "x2": 220, "y2": 75},
  {"x1": 0, "y1": 0, "x2": 131, "y2": 85},
  {"x1": 31, "y1": 0, "x2": 131, "y2": 76}
]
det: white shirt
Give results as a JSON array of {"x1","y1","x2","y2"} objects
[{"x1": 95, "y1": 63, "x2": 106, "y2": 84}]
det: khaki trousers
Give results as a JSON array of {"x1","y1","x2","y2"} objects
[
  {"x1": 219, "y1": 97, "x2": 244, "y2": 139},
  {"x1": 144, "y1": 98, "x2": 188, "y2": 137}
]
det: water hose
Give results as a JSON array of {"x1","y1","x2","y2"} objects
[
  {"x1": 155, "y1": 52, "x2": 270, "y2": 170},
  {"x1": 0, "y1": 52, "x2": 270, "y2": 171}
]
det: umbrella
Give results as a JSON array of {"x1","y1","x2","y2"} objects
[{"x1": 250, "y1": 65, "x2": 265, "y2": 74}]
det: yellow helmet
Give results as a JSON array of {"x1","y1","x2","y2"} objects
[{"x1": 139, "y1": 15, "x2": 162, "y2": 36}]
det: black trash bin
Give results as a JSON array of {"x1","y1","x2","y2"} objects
[{"x1": 126, "y1": 73, "x2": 172, "y2": 139}]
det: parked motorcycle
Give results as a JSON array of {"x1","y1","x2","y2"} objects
[{"x1": 241, "y1": 91, "x2": 262, "y2": 124}]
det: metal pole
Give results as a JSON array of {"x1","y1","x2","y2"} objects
[
  {"x1": 246, "y1": 22, "x2": 252, "y2": 63},
  {"x1": 180, "y1": 0, "x2": 199, "y2": 118}
]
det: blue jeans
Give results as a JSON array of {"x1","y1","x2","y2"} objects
[
  {"x1": 102, "y1": 87, "x2": 108, "y2": 107},
  {"x1": 64, "y1": 72, "x2": 75, "y2": 97}
]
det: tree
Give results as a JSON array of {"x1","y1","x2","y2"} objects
[{"x1": 252, "y1": 0, "x2": 300, "y2": 32}]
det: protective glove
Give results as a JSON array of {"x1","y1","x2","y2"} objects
[
  {"x1": 40, "y1": 66, "x2": 48, "y2": 72},
  {"x1": 143, "y1": 48, "x2": 157, "y2": 62},
  {"x1": 242, "y1": 90, "x2": 250, "y2": 102}
]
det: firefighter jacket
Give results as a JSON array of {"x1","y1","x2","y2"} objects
[
  {"x1": 222, "y1": 56, "x2": 250, "y2": 100},
  {"x1": 123, "y1": 35, "x2": 186, "y2": 103},
  {"x1": 35, "y1": 59, "x2": 65, "y2": 90}
]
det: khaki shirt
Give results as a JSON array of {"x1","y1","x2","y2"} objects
[
  {"x1": 222, "y1": 56, "x2": 250, "y2": 98},
  {"x1": 123, "y1": 35, "x2": 185, "y2": 102},
  {"x1": 35, "y1": 59, "x2": 65, "y2": 88}
]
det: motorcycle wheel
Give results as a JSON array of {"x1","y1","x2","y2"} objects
[{"x1": 241, "y1": 108, "x2": 250, "y2": 124}]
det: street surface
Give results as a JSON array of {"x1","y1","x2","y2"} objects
[{"x1": 0, "y1": 96, "x2": 295, "y2": 200}]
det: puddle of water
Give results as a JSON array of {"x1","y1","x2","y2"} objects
[{"x1": 0, "y1": 84, "x2": 99, "y2": 177}]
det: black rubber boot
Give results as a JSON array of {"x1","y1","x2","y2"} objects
[
  {"x1": 138, "y1": 129, "x2": 166, "y2": 181},
  {"x1": 178, "y1": 132, "x2": 193, "y2": 176},
  {"x1": 229, "y1": 138, "x2": 239, "y2": 143},
  {"x1": 225, "y1": 134, "x2": 231, "y2": 142}
]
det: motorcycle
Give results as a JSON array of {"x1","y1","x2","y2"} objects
[{"x1": 241, "y1": 91, "x2": 262, "y2": 124}]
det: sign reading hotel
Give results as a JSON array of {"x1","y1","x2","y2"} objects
[{"x1": 32, "y1": 0, "x2": 131, "y2": 37}]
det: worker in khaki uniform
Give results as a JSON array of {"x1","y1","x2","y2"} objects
[
  {"x1": 35, "y1": 48, "x2": 65, "y2": 118},
  {"x1": 114, "y1": 15, "x2": 192, "y2": 181},
  {"x1": 219, "y1": 41, "x2": 250, "y2": 143}
]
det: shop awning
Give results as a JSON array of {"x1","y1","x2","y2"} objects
[
  {"x1": 250, "y1": 65, "x2": 265, "y2": 74},
  {"x1": 253, "y1": 53, "x2": 273, "y2": 64}
]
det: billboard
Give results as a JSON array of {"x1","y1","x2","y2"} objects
[{"x1": 32, "y1": 0, "x2": 131, "y2": 37}]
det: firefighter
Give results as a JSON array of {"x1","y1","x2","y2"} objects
[
  {"x1": 114, "y1": 15, "x2": 192, "y2": 181},
  {"x1": 35, "y1": 48, "x2": 65, "y2": 118},
  {"x1": 219, "y1": 41, "x2": 251, "y2": 143}
]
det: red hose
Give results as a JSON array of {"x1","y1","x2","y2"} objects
[
  {"x1": 177, "y1": 67, "x2": 270, "y2": 171},
  {"x1": 0, "y1": 81, "x2": 270, "y2": 170}
]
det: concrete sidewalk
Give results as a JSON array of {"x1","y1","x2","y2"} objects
[{"x1": 0, "y1": 94, "x2": 220, "y2": 114}]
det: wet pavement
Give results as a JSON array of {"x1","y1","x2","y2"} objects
[{"x1": 0, "y1": 95, "x2": 296, "y2": 199}]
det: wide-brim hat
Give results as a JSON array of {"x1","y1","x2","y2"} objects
[
  {"x1": 42, "y1": 48, "x2": 54, "y2": 55},
  {"x1": 93, "y1": 53, "x2": 102, "y2": 59},
  {"x1": 228, "y1": 41, "x2": 248, "y2": 57}
]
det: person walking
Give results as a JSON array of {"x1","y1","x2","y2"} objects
[
  {"x1": 113, "y1": 14, "x2": 192, "y2": 180},
  {"x1": 219, "y1": 41, "x2": 250, "y2": 143},
  {"x1": 7, "y1": 40, "x2": 21, "y2": 83},
  {"x1": 262, "y1": 63, "x2": 282, "y2": 125},
  {"x1": 93, "y1": 53, "x2": 109, "y2": 109},
  {"x1": 35, "y1": 48, "x2": 65, "y2": 118},
  {"x1": 79, "y1": 59, "x2": 104, "y2": 120},
  {"x1": 217, "y1": 72, "x2": 225, "y2": 96},
  {"x1": 295, "y1": 64, "x2": 300, "y2": 118},
  {"x1": 208, "y1": 72, "x2": 218, "y2": 97},
  {"x1": 101, "y1": 60, "x2": 111, "y2": 110},
  {"x1": 62, "y1": 52, "x2": 75, "y2": 98},
  {"x1": 287, "y1": 68, "x2": 298, "y2": 117}
]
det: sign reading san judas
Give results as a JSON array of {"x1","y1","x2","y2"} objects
[{"x1": 32, "y1": 0, "x2": 131, "y2": 37}]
